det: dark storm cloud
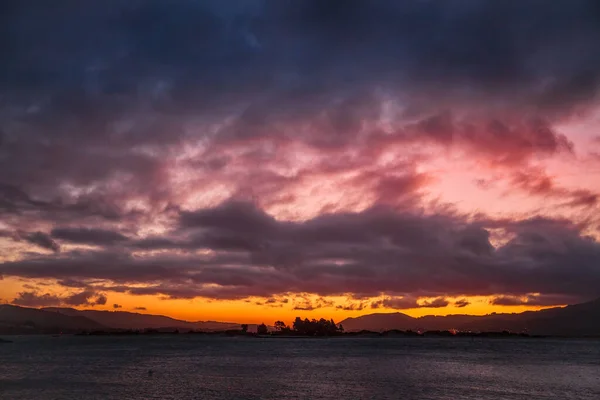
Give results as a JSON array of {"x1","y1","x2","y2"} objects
[
  {"x1": 5, "y1": 1, "x2": 600, "y2": 103},
  {"x1": 179, "y1": 200, "x2": 281, "y2": 234},
  {"x1": 22, "y1": 231, "x2": 60, "y2": 253},
  {"x1": 51, "y1": 227, "x2": 129, "y2": 245},
  {"x1": 2, "y1": 202, "x2": 600, "y2": 302},
  {"x1": 0, "y1": 183, "x2": 138, "y2": 231},
  {"x1": 56, "y1": 279, "x2": 90, "y2": 288}
]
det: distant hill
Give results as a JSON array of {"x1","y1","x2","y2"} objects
[
  {"x1": 43, "y1": 307, "x2": 198, "y2": 330},
  {"x1": 1, "y1": 305, "x2": 264, "y2": 333},
  {"x1": 0, "y1": 304, "x2": 105, "y2": 334},
  {"x1": 340, "y1": 312, "x2": 416, "y2": 332},
  {"x1": 339, "y1": 297, "x2": 600, "y2": 336},
  {"x1": 4, "y1": 297, "x2": 600, "y2": 336},
  {"x1": 42, "y1": 307, "x2": 250, "y2": 332}
]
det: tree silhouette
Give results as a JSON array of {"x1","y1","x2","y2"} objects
[
  {"x1": 257, "y1": 323, "x2": 268, "y2": 335},
  {"x1": 287, "y1": 317, "x2": 342, "y2": 336},
  {"x1": 274, "y1": 320, "x2": 288, "y2": 332},
  {"x1": 240, "y1": 324, "x2": 248, "y2": 333},
  {"x1": 292, "y1": 317, "x2": 304, "y2": 333}
]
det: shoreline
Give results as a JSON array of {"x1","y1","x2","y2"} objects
[{"x1": 2, "y1": 332, "x2": 600, "y2": 339}]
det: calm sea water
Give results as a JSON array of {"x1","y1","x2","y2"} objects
[{"x1": 1, "y1": 335, "x2": 599, "y2": 400}]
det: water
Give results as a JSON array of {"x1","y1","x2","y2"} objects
[{"x1": 1, "y1": 336, "x2": 599, "y2": 399}]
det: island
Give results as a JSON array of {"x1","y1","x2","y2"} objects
[{"x1": 71, "y1": 317, "x2": 546, "y2": 338}]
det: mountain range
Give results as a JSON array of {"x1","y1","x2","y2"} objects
[
  {"x1": 338, "y1": 297, "x2": 600, "y2": 336},
  {"x1": 0, "y1": 305, "x2": 104, "y2": 334},
  {"x1": 0, "y1": 305, "x2": 253, "y2": 334},
  {"x1": 2, "y1": 297, "x2": 600, "y2": 336},
  {"x1": 42, "y1": 307, "x2": 244, "y2": 331}
]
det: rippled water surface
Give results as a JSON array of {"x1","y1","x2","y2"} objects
[{"x1": 1, "y1": 335, "x2": 599, "y2": 399}]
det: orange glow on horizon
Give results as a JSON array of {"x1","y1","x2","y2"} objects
[{"x1": 0, "y1": 277, "x2": 562, "y2": 326}]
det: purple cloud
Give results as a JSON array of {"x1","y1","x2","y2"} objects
[
  {"x1": 2, "y1": 1, "x2": 600, "y2": 311},
  {"x1": 1, "y1": 202, "x2": 600, "y2": 303}
]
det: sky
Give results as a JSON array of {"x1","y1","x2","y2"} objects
[{"x1": 1, "y1": 0, "x2": 600, "y2": 324}]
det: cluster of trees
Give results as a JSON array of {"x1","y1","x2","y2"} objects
[
  {"x1": 291, "y1": 317, "x2": 344, "y2": 336},
  {"x1": 252, "y1": 317, "x2": 344, "y2": 336}
]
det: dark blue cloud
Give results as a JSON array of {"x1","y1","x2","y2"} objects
[{"x1": 3, "y1": 1, "x2": 600, "y2": 112}]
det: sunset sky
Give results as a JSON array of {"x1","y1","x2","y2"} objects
[{"x1": 1, "y1": 0, "x2": 600, "y2": 324}]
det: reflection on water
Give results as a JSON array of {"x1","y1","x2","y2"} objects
[{"x1": 1, "y1": 336, "x2": 599, "y2": 399}]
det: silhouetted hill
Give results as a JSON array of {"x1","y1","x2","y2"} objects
[
  {"x1": 42, "y1": 307, "x2": 250, "y2": 332},
  {"x1": 43, "y1": 307, "x2": 198, "y2": 330},
  {"x1": 0, "y1": 305, "x2": 106, "y2": 334},
  {"x1": 459, "y1": 298, "x2": 600, "y2": 336},
  {"x1": 340, "y1": 312, "x2": 416, "y2": 332},
  {"x1": 339, "y1": 297, "x2": 600, "y2": 336},
  {"x1": 6, "y1": 298, "x2": 600, "y2": 336}
]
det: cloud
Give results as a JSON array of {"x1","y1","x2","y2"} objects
[
  {"x1": 133, "y1": 307, "x2": 147, "y2": 311},
  {"x1": 371, "y1": 297, "x2": 419, "y2": 310},
  {"x1": 51, "y1": 227, "x2": 129, "y2": 245},
  {"x1": 336, "y1": 304, "x2": 366, "y2": 312},
  {"x1": 454, "y1": 298, "x2": 470, "y2": 308},
  {"x1": 1, "y1": 1, "x2": 599, "y2": 228},
  {"x1": 370, "y1": 296, "x2": 450, "y2": 310},
  {"x1": 12, "y1": 291, "x2": 63, "y2": 307},
  {"x1": 94, "y1": 293, "x2": 108, "y2": 306},
  {"x1": 1, "y1": 202, "x2": 600, "y2": 303},
  {"x1": 292, "y1": 296, "x2": 334, "y2": 311},
  {"x1": 489, "y1": 294, "x2": 577, "y2": 307},
  {"x1": 11, "y1": 289, "x2": 107, "y2": 307},
  {"x1": 258, "y1": 297, "x2": 289, "y2": 308},
  {"x1": 179, "y1": 200, "x2": 280, "y2": 234},
  {"x1": 56, "y1": 279, "x2": 90, "y2": 288},
  {"x1": 408, "y1": 115, "x2": 574, "y2": 166},
  {"x1": 22, "y1": 232, "x2": 60, "y2": 253},
  {"x1": 419, "y1": 297, "x2": 450, "y2": 308},
  {"x1": 0, "y1": 184, "x2": 135, "y2": 228},
  {"x1": 510, "y1": 168, "x2": 598, "y2": 208},
  {"x1": 2, "y1": 1, "x2": 600, "y2": 310},
  {"x1": 63, "y1": 290, "x2": 107, "y2": 306}
]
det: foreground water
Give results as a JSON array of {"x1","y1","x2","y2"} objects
[{"x1": 1, "y1": 335, "x2": 599, "y2": 400}]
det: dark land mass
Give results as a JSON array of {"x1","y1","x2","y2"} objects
[
  {"x1": 70, "y1": 329, "x2": 551, "y2": 339},
  {"x1": 0, "y1": 304, "x2": 105, "y2": 334},
  {"x1": 41, "y1": 307, "x2": 250, "y2": 332},
  {"x1": 1, "y1": 297, "x2": 600, "y2": 337},
  {"x1": 339, "y1": 297, "x2": 600, "y2": 336}
]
